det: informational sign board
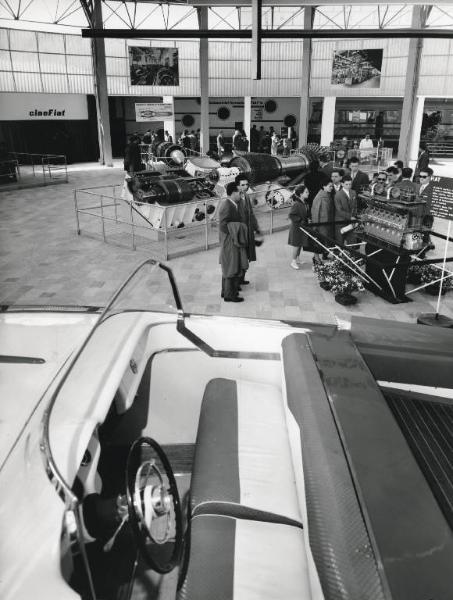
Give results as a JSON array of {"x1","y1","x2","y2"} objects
[
  {"x1": 429, "y1": 176, "x2": 453, "y2": 221},
  {"x1": 0, "y1": 93, "x2": 88, "y2": 120},
  {"x1": 135, "y1": 103, "x2": 174, "y2": 122}
]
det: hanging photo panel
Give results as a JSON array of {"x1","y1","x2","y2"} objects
[
  {"x1": 331, "y1": 49, "x2": 383, "y2": 89},
  {"x1": 129, "y1": 47, "x2": 179, "y2": 86}
]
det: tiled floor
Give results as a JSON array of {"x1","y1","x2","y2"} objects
[{"x1": 1, "y1": 160, "x2": 452, "y2": 325}]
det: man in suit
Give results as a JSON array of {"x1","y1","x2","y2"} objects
[
  {"x1": 349, "y1": 157, "x2": 369, "y2": 210},
  {"x1": 414, "y1": 142, "x2": 430, "y2": 182},
  {"x1": 319, "y1": 154, "x2": 334, "y2": 178},
  {"x1": 218, "y1": 181, "x2": 246, "y2": 303},
  {"x1": 331, "y1": 169, "x2": 343, "y2": 196},
  {"x1": 417, "y1": 167, "x2": 435, "y2": 251},
  {"x1": 334, "y1": 175, "x2": 357, "y2": 245},
  {"x1": 395, "y1": 167, "x2": 417, "y2": 199},
  {"x1": 235, "y1": 173, "x2": 262, "y2": 284}
]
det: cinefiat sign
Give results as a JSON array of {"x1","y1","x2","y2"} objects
[
  {"x1": 29, "y1": 109, "x2": 67, "y2": 117},
  {"x1": 0, "y1": 93, "x2": 88, "y2": 120}
]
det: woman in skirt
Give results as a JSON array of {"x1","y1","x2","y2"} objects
[{"x1": 288, "y1": 184, "x2": 311, "y2": 270}]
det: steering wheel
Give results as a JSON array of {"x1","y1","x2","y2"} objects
[{"x1": 125, "y1": 437, "x2": 183, "y2": 573}]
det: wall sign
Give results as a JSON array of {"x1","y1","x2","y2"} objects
[
  {"x1": 0, "y1": 93, "x2": 88, "y2": 120},
  {"x1": 135, "y1": 103, "x2": 174, "y2": 122},
  {"x1": 429, "y1": 176, "x2": 453, "y2": 221}
]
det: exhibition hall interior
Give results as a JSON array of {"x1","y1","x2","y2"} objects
[
  {"x1": 3, "y1": 3, "x2": 453, "y2": 600},
  {"x1": 1, "y1": 0, "x2": 453, "y2": 322}
]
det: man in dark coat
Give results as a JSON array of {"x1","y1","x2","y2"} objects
[
  {"x1": 311, "y1": 177, "x2": 334, "y2": 263},
  {"x1": 334, "y1": 175, "x2": 357, "y2": 244},
  {"x1": 124, "y1": 135, "x2": 142, "y2": 174},
  {"x1": 349, "y1": 157, "x2": 370, "y2": 193},
  {"x1": 218, "y1": 181, "x2": 247, "y2": 302},
  {"x1": 414, "y1": 142, "x2": 430, "y2": 182},
  {"x1": 235, "y1": 174, "x2": 262, "y2": 284},
  {"x1": 250, "y1": 125, "x2": 260, "y2": 152}
]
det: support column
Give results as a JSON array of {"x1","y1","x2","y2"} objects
[
  {"x1": 409, "y1": 96, "x2": 426, "y2": 169},
  {"x1": 398, "y1": 6, "x2": 425, "y2": 164},
  {"x1": 299, "y1": 7, "x2": 314, "y2": 147},
  {"x1": 320, "y1": 97, "x2": 336, "y2": 147},
  {"x1": 163, "y1": 95, "x2": 176, "y2": 142},
  {"x1": 92, "y1": 0, "x2": 113, "y2": 166},
  {"x1": 197, "y1": 7, "x2": 209, "y2": 155},
  {"x1": 244, "y1": 96, "x2": 252, "y2": 144}
]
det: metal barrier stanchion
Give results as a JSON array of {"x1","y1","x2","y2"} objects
[
  {"x1": 164, "y1": 207, "x2": 169, "y2": 261},
  {"x1": 204, "y1": 200, "x2": 209, "y2": 250},
  {"x1": 130, "y1": 200, "x2": 136, "y2": 250},
  {"x1": 100, "y1": 193, "x2": 106, "y2": 242},
  {"x1": 113, "y1": 186, "x2": 118, "y2": 222},
  {"x1": 74, "y1": 189, "x2": 81, "y2": 235}
]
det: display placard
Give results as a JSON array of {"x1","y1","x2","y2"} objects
[
  {"x1": 135, "y1": 103, "x2": 174, "y2": 122},
  {"x1": 429, "y1": 176, "x2": 453, "y2": 221}
]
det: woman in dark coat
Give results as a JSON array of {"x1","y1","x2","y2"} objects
[
  {"x1": 311, "y1": 178, "x2": 334, "y2": 264},
  {"x1": 288, "y1": 184, "x2": 311, "y2": 269}
]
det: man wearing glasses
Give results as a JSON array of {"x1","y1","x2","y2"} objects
[
  {"x1": 418, "y1": 167, "x2": 434, "y2": 199},
  {"x1": 417, "y1": 167, "x2": 435, "y2": 251},
  {"x1": 373, "y1": 172, "x2": 388, "y2": 196}
]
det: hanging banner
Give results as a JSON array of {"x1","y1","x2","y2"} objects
[
  {"x1": 429, "y1": 176, "x2": 453, "y2": 221},
  {"x1": 331, "y1": 49, "x2": 383, "y2": 88},
  {"x1": 129, "y1": 47, "x2": 179, "y2": 86},
  {"x1": 135, "y1": 103, "x2": 174, "y2": 122}
]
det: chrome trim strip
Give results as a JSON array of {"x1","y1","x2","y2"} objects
[{"x1": 0, "y1": 355, "x2": 45, "y2": 364}]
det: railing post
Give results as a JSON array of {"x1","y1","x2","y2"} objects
[
  {"x1": 204, "y1": 200, "x2": 209, "y2": 251},
  {"x1": 100, "y1": 193, "x2": 106, "y2": 242},
  {"x1": 74, "y1": 189, "x2": 81, "y2": 235},
  {"x1": 130, "y1": 200, "x2": 136, "y2": 250},
  {"x1": 113, "y1": 186, "x2": 118, "y2": 222},
  {"x1": 164, "y1": 207, "x2": 169, "y2": 261}
]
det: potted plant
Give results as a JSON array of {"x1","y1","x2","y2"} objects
[
  {"x1": 407, "y1": 264, "x2": 452, "y2": 295},
  {"x1": 313, "y1": 251, "x2": 365, "y2": 305}
]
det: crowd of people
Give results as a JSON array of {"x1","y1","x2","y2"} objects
[
  {"x1": 216, "y1": 125, "x2": 298, "y2": 159},
  {"x1": 287, "y1": 148, "x2": 434, "y2": 270}
]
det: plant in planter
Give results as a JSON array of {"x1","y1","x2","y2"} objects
[
  {"x1": 313, "y1": 251, "x2": 365, "y2": 305},
  {"x1": 407, "y1": 264, "x2": 453, "y2": 295}
]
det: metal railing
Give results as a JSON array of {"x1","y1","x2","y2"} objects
[
  {"x1": 1, "y1": 152, "x2": 68, "y2": 185},
  {"x1": 73, "y1": 181, "x2": 296, "y2": 260}
]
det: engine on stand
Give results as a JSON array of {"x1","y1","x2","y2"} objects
[{"x1": 354, "y1": 187, "x2": 433, "y2": 302}]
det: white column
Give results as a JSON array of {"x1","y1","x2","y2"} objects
[
  {"x1": 398, "y1": 6, "x2": 424, "y2": 163},
  {"x1": 320, "y1": 96, "x2": 336, "y2": 147},
  {"x1": 408, "y1": 95, "x2": 425, "y2": 169},
  {"x1": 298, "y1": 6, "x2": 314, "y2": 146},
  {"x1": 244, "y1": 96, "x2": 252, "y2": 142},
  {"x1": 198, "y1": 7, "x2": 210, "y2": 155},
  {"x1": 163, "y1": 95, "x2": 176, "y2": 141}
]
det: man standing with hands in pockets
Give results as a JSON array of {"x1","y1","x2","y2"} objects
[{"x1": 235, "y1": 174, "x2": 263, "y2": 286}]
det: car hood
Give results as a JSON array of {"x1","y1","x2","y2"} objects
[{"x1": 0, "y1": 312, "x2": 98, "y2": 471}]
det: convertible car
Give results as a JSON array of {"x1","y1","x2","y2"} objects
[{"x1": 1, "y1": 259, "x2": 453, "y2": 600}]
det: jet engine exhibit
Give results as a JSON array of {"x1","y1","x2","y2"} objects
[{"x1": 122, "y1": 143, "x2": 324, "y2": 234}]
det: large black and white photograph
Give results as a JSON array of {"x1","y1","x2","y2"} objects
[
  {"x1": 129, "y1": 46, "x2": 179, "y2": 86},
  {"x1": 331, "y1": 49, "x2": 383, "y2": 88}
]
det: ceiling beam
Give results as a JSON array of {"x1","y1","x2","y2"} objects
[
  {"x1": 251, "y1": 0, "x2": 262, "y2": 79},
  {"x1": 82, "y1": 27, "x2": 453, "y2": 38}
]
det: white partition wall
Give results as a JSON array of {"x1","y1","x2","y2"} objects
[{"x1": 320, "y1": 97, "x2": 336, "y2": 147}]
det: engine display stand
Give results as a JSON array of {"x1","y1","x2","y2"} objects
[{"x1": 359, "y1": 238, "x2": 413, "y2": 303}]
